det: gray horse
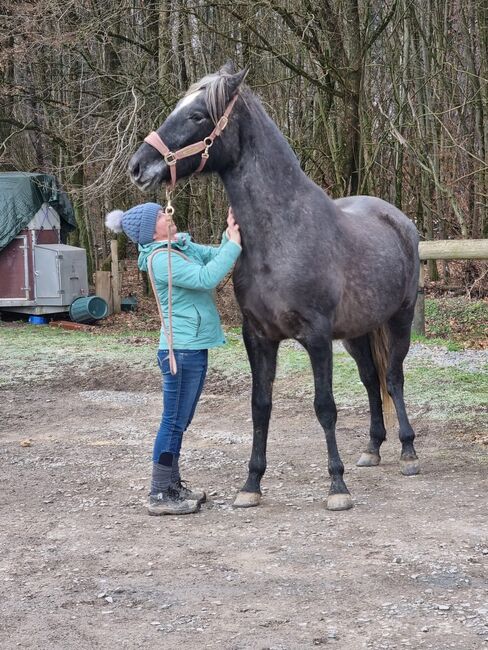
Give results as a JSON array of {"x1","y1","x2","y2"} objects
[{"x1": 128, "y1": 66, "x2": 420, "y2": 511}]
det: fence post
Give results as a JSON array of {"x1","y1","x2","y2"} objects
[
  {"x1": 110, "y1": 239, "x2": 121, "y2": 314},
  {"x1": 411, "y1": 240, "x2": 488, "y2": 338},
  {"x1": 95, "y1": 270, "x2": 113, "y2": 315},
  {"x1": 412, "y1": 262, "x2": 425, "y2": 336}
]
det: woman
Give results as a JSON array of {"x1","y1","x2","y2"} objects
[{"x1": 106, "y1": 202, "x2": 241, "y2": 515}]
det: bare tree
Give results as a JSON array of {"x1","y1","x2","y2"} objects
[{"x1": 1, "y1": 0, "x2": 486, "y2": 280}]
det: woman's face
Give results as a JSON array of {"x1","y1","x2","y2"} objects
[{"x1": 153, "y1": 209, "x2": 177, "y2": 241}]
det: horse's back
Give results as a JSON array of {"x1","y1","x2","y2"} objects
[{"x1": 334, "y1": 195, "x2": 419, "y2": 249}]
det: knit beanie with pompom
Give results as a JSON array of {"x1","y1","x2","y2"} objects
[{"x1": 105, "y1": 202, "x2": 162, "y2": 245}]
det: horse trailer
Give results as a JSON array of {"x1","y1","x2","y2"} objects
[{"x1": 0, "y1": 172, "x2": 89, "y2": 316}]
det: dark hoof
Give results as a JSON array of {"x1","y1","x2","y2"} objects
[
  {"x1": 356, "y1": 452, "x2": 381, "y2": 467},
  {"x1": 401, "y1": 459, "x2": 420, "y2": 476},
  {"x1": 327, "y1": 493, "x2": 353, "y2": 511},
  {"x1": 233, "y1": 491, "x2": 262, "y2": 508}
]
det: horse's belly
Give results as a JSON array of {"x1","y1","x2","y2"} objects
[
  {"x1": 332, "y1": 291, "x2": 405, "y2": 339},
  {"x1": 332, "y1": 315, "x2": 385, "y2": 340}
]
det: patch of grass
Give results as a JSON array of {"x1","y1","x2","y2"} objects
[
  {"x1": 210, "y1": 334, "x2": 487, "y2": 418},
  {"x1": 1, "y1": 323, "x2": 486, "y2": 426},
  {"x1": 0, "y1": 323, "x2": 158, "y2": 388},
  {"x1": 405, "y1": 365, "x2": 488, "y2": 423},
  {"x1": 1, "y1": 323, "x2": 160, "y2": 349},
  {"x1": 209, "y1": 334, "x2": 251, "y2": 376},
  {"x1": 425, "y1": 297, "x2": 488, "y2": 346},
  {"x1": 210, "y1": 338, "x2": 368, "y2": 407}
]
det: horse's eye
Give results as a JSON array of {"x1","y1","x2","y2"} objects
[{"x1": 190, "y1": 113, "x2": 206, "y2": 123}]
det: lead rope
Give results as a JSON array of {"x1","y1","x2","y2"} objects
[
  {"x1": 164, "y1": 189, "x2": 177, "y2": 374},
  {"x1": 147, "y1": 189, "x2": 178, "y2": 375}
]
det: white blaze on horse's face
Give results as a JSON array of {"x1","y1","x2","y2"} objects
[{"x1": 171, "y1": 91, "x2": 203, "y2": 117}]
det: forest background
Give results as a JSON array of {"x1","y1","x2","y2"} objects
[{"x1": 1, "y1": 0, "x2": 487, "y2": 285}]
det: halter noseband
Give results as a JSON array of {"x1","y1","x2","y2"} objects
[{"x1": 143, "y1": 92, "x2": 239, "y2": 189}]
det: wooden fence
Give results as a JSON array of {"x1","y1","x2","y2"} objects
[{"x1": 413, "y1": 239, "x2": 488, "y2": 335}]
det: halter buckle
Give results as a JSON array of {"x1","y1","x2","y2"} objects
[
  {"x1": 164, "y1": 151, "x2": 177, "y2": 166},
  {"x1": 165, "y1": 188, "x2": 175, "y2": 216},
  {"x1": 217, "y1": 115, "x2": 228, "y2": 131},
  {"x1": 201, "y1": 137, "x2": 213, "y2": 160}
]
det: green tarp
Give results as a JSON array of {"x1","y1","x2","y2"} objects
[{"x1": 0, "y1": 172, "x2": 76, "y2": 250}]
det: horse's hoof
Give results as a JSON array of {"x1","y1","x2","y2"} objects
[
  {"x1": 401, "y1": 459, "x2": 420, "y2": 476},
  {"x1": 233, "y1": 491, "x2": 262, "y2": 508},
  {"x1": 327, "y1": 493, "x2": 353, "y2": 511},
  {"x1": 356, "y1": 452, "x2": 381, "y2": 467}
]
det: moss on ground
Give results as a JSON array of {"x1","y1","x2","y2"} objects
[
  {"x1": 424, "y1": 297, "x2": 487, "y2": 346},
  {"x1": 1, "y1": 323, "x2": 486, "y2": 429},
  {"x1": 0, "y1": 324, "x2": 158, "y2": 387}
]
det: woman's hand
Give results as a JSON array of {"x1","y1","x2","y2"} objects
[{"x1": 226, "y1": 207, "x2": 241, "y2": 246}]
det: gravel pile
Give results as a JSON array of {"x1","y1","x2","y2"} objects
[
  {"x1": 405, "y1": 344, "x2": 488, "y2": 373},
  {"x1": 285, "y1": 340, "x2": 488, "y2": 374}
]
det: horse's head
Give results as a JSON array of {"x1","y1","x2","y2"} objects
[{"x1": 129, "y1": 67, "x2": 248, "y2": 191}]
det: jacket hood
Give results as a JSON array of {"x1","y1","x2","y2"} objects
[{"x1": 138, "y1": 233, "x2": 191, "y2": 271}]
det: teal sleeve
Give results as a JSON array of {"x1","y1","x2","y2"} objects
[
  {"x1": 190, "y1": 230, "x2": 229, "y2": 263},
  {"x1": 153, "y1": 240, "x2": 241, "y2": 290}
]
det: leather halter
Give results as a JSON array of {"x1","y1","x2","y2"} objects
[{"x1": 144, "y1": 92, "x2": 239, "y2": 188}]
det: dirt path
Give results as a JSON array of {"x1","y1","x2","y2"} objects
[{"x1": 1, "y1": 361, "x2": 487, "y2": 650}]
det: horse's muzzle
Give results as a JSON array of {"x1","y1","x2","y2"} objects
[{"x1": 128, "y1": 149, "x2": 166, "y2": 191}]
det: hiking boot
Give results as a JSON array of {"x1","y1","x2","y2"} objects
[
  {"x1": 147, "y1": 487, "x2": 200, "y2": 516},
  {"x1": 170, "y1": 479, "x2": 207, "y2": 505}
]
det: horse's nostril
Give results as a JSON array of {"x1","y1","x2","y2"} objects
[{"x1": 128, "y1": 159, "x2": 140, "y2": 181}]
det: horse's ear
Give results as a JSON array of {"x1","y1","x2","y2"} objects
[
  {"x1": 225, "y1": 67, "x2": 250, "y2": 99},
  {"x1": 219, "y1": 61, "x2": 236, "y2": 75}
]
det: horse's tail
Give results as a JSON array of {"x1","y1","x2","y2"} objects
[{"x1": 369, "y1": 326, "x2": 395, "y2": 429}]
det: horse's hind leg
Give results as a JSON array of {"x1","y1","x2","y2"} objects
[
  {"x1": 387, "y1": 308, "x2": 420, "y2": 476},
  {"x1": 343, "y1": 335, "x2": 387, "y2": 467},
  {"x1": 233, "y1": 318, "x2": 279, "y2": 508}
]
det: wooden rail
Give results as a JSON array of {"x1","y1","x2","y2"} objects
[
  {"x1": 413, "y1": 239, "x2": 488, "y2": 335},
  {"x1": 419, "y1": 239, "x2": 488, "y2": 260}
]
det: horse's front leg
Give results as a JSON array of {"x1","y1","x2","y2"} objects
[
  {"x1": 233, "y1": 319, "x2": 279, "y2": 508},
  {"x1": 302, "y1": 334, "x2": 353, "y2": 511}
]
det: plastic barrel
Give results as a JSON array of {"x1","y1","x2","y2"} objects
[{"x1": 69, "y1": 296, "x2": 108, "y2": 324}]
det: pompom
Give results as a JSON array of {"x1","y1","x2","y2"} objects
[{"x1": 105, "y1": 209, "x2": 124, "y2": 233}]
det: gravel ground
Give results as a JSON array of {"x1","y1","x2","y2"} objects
[{"x1": 1, "y1": 336, "x2": 487, "y2": 650}]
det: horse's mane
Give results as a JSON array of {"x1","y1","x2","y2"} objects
[
  {"x1": 185, "y1": 69, "x2": 294, "y2": 164},
  {"x1": 185, "y1": 71, "x2": 242, "y2": 125}
]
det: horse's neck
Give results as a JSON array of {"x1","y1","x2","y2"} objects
[{"x1": 221, "y1": 102, "x2": 312, "y2": 243}]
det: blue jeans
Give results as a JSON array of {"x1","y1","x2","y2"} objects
[{"x1": 153, "y1": 349, "x2": 208, "y2": 462}]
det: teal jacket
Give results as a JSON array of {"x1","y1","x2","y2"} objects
[{"x1": 138, "y1": 233, "x2": 241, "y2": 350}]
